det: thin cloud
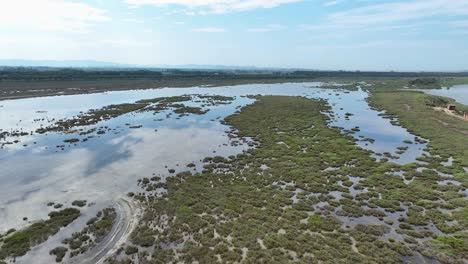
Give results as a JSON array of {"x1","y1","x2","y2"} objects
[
  {"x1": 301, "y1": 0, "x2": 468, "y2": 32},
  {"x1": 125, "y1": 0, "x2": 302, "y2": 14},
  {"x1": 323, "y1": 0, "x2": 339, "y2": 7},
  {"x1": 0, "y1": 0, "x2": 109, "y2": 32},
  {"x1": 449, "y1": 20, "x2": 468, "y2": 28},
  {"x1": 192, "y1": 27, "x2": 226, "y2": 32},
  {"x1": 247, "y1": 24, "x2": 286, "y2": 32},
  {"x1": 328, "y1": 0, "x2": 468, "y2": 27},
  {"x1": 124, "y1": 18, "x2": 145, "y2": 23}
]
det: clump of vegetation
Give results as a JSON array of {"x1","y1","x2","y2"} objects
[
  {"x1": 71, "y1": 200, "x2": 87, "y2": 207},
  {"x1": 173, "y1": 106, "x2": 207, "y2": 115},
  {"x1": 307, "y1": 214, "x2": 341, "y2": 232},
  {"x1": 131, "y1": 226, "x2": 156, "y2": 247},
  {"x1": 425, "y1": 95, "x2": 450, "y2": 108},
  {"x1": 409, "y1": 78, "x2": 439, "y2": 87},
  {"x1": 63, "y1": 138, "x2": 79, "y2": 143},
  {"x1": 124, "y1": 245, "x2": 138, "y2": 255},
  {"x1": 49, "y1": 246, "x2": 68, "y2": 262}
]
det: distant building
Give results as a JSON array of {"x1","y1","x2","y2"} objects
[{"x1": 447, "y1": 104, "x2": 456, "y2": 111}]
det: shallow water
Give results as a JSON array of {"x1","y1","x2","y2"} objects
[
  {"x1": 0, "y1": 82, "x2": 427, "y2": 235},
  {"x1": 420, "y1": 84, "x2": 468, "y2": 105}
]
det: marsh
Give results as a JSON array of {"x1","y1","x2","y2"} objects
[{"x1": 0, "y1": 82, "x2": 466, "y2": 263}]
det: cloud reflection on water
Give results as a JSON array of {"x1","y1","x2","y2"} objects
[{"x1": 0, "y1": 124, "x2": 247, "y2": 231}]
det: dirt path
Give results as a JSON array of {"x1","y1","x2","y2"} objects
[
  {"x1": 69, "y1": 197, "x2": 141, "y2": 264},
  {"x1": 433, "y1": 107, "x2": 468, "y2": 122}
]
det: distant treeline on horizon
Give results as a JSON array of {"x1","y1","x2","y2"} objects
[{"x1": 1, "y1": 67, "x2": 468, "y2": 82}]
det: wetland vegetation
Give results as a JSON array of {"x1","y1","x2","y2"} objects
[
  {"x1": 1, "y1": 76, "x2": 467, "y2": 263},
  {"x1": 38, "y1": 95, "x2": 233, "y2": 134},
  {"x1": 0, "y1": 208, "x2": 80, "y2": 262},
  {"x1": 106, "y1": 96, "x2": 467, "y2": 263},
  {"x1": 1, "y1": 67, "x2": 468, "y2": 101},
  {"x1": 368, "y1": 90, "x2": 468, "y2": 168},
  {"x1": 50, "y1": 208, "x2": 117, "y2": 262}
]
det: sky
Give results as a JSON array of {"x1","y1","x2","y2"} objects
[{"x1": 0, "y1": 0, "x2": 468, "y2": 71}]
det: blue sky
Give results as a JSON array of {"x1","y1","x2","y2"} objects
[{"x1": 1, "y1": 0, "x2": 468, "y2": 71}]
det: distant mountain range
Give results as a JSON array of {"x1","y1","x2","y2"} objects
[{"x1": 0, "y1": 59, "x2": 299, "y2": 71}]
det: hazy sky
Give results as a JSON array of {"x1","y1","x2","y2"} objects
[{"x1": 1, "y1": 0, "x2": 468, "y2": 71}]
